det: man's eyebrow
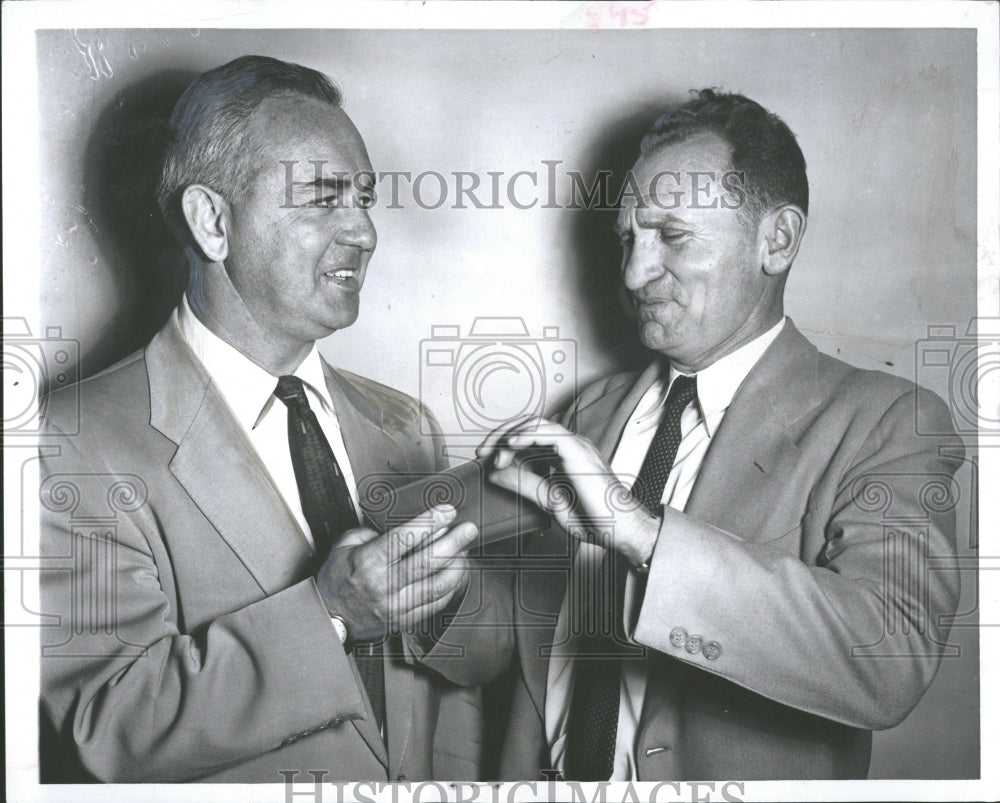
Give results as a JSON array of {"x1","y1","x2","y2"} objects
[
  {"x1": 635, "y1": 211, "x2": 688, "y2": 227},
  {"x1": 294, "y1": 176, "x2": 353, "y2": 194}
]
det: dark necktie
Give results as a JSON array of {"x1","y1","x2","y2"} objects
[
  {"x1": 273, "y1": 375, "x2": 386, "y2": 736},
  {"x1": 564, "y1": 373, "x2": 697, "y2": 781}
]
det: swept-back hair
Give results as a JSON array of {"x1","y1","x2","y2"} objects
[{"x1": 156, "y1": 55, "x2": 342, "y2": 239}]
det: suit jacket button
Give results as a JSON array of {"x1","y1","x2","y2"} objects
[
  {"x1": 669, "y1": 627, "x2": 688, "y2": 648},
  {"x1": 702, "y1": 640, "x2": 722, "y2": 660},
  {"x1": 685, "y1": 634, "x2": 703, "y2": 654},
  {"x1": 397, "y1": 774, "x2": 407, "y2": 782}
]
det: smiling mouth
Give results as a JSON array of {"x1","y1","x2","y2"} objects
[{"x1": 324, "y1": 268, "x2": 356, "y2": 279}]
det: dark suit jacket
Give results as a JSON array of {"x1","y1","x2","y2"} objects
[
  {"x1": 499, "y1": 321, "x2": 964, "y2": 780},
  {"x1": 39, "y1": 316, "x2": 512, "y2": 783}
]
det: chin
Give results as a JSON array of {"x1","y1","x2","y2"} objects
[
  {"x1": 325, "y1": 304, "x2": 360, "y2": 332},
  {"x1": 638, "y1": 320, "x2": 676, "y2": 351},
  {"x1": 305, "y1": 316, "x2": 357, "y2": 344},
  {"x1": 318, "y1": 322, "x2": 356, "y2": 339}
]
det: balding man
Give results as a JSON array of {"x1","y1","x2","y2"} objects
[{"x1": 481, "y1": 89, "x2": 963, "y2": 781}]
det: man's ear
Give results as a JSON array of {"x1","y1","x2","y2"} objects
[
  {"x1": 180, "y1": 184, "x2": 230, "y2": 263},
  {"x1": 758, "y1": 204, "x2": 807, "y2": 277}
]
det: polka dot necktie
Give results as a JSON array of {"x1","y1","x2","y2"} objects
[
  {"x1": 274, "y1": 376, "x2": 359, "y2": 558},
  {"x1": 564, "y1": 374, "x2": 697, "y2": 781},
  {"x1": 274, "y1": 375, "x2": 386, "y2": 736}
]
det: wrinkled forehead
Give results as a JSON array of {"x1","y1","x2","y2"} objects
[
  {"x1": 247, "y1": 94, "x2": 373, "y2": 174},
  {"x1": 619, "y1": 131, "x2": 735, "y2": 216},
  {"x1": 637, "y1": 130, "x2": 734, "y2": 179}
]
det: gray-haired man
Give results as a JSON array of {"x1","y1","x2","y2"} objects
[{"x1": 39, "y1": 55, "x2": 510, "y2": 783}]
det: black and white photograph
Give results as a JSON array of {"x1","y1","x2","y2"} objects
[{"x1": 3, "y1": 2, "x2": 997, "y2": 802}]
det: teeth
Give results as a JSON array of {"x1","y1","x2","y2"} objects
[{"x1": 325, "y1": 270, "x2": 355, "y2": 279}]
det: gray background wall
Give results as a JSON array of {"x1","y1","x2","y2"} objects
[{"x1": 35, "y1": 27, "x2": 979, "y2": 779}]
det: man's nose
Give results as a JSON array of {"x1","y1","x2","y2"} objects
[
  {"x1": 621, "y1": 241, "x2": 664, "y2": 291},
  {"x1": 338, "y1": 208, "x2": 377, "y2": 252}
]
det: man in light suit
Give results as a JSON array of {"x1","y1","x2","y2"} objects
[
  {"x1": 39, "y1": 55, "x2": 510, "y2": 783},
  {"x1": 480, "y1": 89, "x2": 963, "y2": 780}
]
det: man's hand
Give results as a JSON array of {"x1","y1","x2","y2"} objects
[
  {"x1": 315, "y1": 505, "x2": 478, "y2": 642},
  {"x1": 477, "y1": 417, "x2": 661, "y2": 567}
]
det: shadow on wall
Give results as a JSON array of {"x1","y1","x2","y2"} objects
[
  {"x1": 478, "y1": 99, "x2": 685, "y2": 781},
  {"x1": 78, "y1": 69, "x2": 197, "y2": 379},
  {"x1": 564, "y1": 99, "x2": 683, "y2": 376}
]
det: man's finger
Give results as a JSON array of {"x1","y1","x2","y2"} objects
[
  {"x1": 394, "y1": 583, "x2": 463, "y2": 631},
  {"x1": 489, "y1": 466, "x2": 583, "y2": 535},
  {"x1": 482, "y1": 421, "x2": 569, "y2": 472},
  {"x1": 485, "y1": 418, "x2": 554, "y2": 470},
  {"x1": 395, "y1": 522, "x2": 478, "y2": 585},
  {"x1": 336, "y1": 525, "x2": 382, "y2": 549},
  {"x1": 424, "y1": 520, "x2": 479, "y2": 558},
  {"x1": 393, "y1": 559, "x2": 469, "y2": 623},
  {"x1": 488, "y1": 464, "x2": 547, "y2": 505},
  {"x1": 502, "y1": 420, "x2": 571, "y2": 452},
  {"x1": 385, "y1": 504, "x2": 457, "y2": 558},
  {"x1": 475, "y1": 415, "x2": 538, "y2": 459}
]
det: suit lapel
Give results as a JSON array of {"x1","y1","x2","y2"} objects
[
  {"x1": 519, "y1": 322, "x2": 824, "y2": 722},
  {"x1": 685, "y1": 321, "x2": 821, "y2": 537},
  {"x1": 147, "y1": 319, "x2": 313, "y2": 595},
  {"x1": 579, "y1": 363, "x2": 664, "y2": 461},
  {"x1": 323, "y1": 365, "x2": 419, "y2": 487},
  {"x1": 583, "y1": 327, "x2": 823, "y2": 531},
  {"x1": 149, "y1": 321, "x2": 398, "y2": 767}
]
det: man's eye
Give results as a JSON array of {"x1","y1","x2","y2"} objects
[
  {"x1": 355, "y1": 194, "x2": 375, "y2": 210},
  {"x1": 659, "y1": 230, "x2": 687, "y2": 244},
  {"x1": 311, "y1": 195, "x2": 342, "y2": 208}
]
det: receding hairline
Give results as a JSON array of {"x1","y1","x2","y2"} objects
[
  {"x1": 626, "y1": 129, "x2": 767, "y2": 231},
  {"x1": 156, "y1": 57, "x2": 349, "y2": 242},
  {"x1": 237, "y1": 93, "x2": 372, "y2": 200},
  {"x1": 635, "y1": 129, "x2": 736, "y2": 171},
  {"x1": 239, "y1": 90, "x2": 349, "y2": 141}
]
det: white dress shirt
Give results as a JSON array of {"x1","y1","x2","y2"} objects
[
  {"x1": 545, "y1": 317, "x2": 786, "y2": 780},
  {"x1": 175, "y1": 295, "x2": 363, "y2": 548}
]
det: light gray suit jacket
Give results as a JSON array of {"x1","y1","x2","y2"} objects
[
  {"x1": 39, "y1": 316, "x2": 512, "y2": 783},
  {"x1": 499, "y1": 321, "x2": 964, "y2": 780}
]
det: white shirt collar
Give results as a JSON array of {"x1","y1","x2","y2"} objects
[
  {"x1": 666, "y1": 317, "x2": 786, "y2": 438},
  {"x1": 176, "y1": 295, "x2": 335, "y2": 430}
]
